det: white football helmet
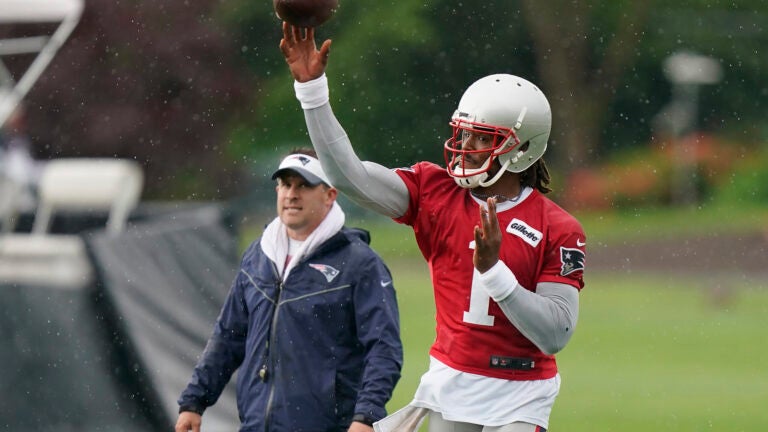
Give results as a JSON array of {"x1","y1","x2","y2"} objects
[{"x1": 444, "y1": 74, "x2": 552, "y2": 188}]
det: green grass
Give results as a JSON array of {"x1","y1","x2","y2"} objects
[
  {"x1": 384, "y1": 267, "x2": 768, "y2": 431},
  {"x1": 347, "y1": 209, "x2": 768, "y2": 431},
  {"x1": 347, "y1": 202, "x2": 768, "y2": 254},
  {"x1": 243, "y1": 201, "x2": 768, "y2": 254},
  {"x1": 382, "y1": 257, "x2": 434, "y2": 417},
  {"x1": 243, "y1": 205, "x2": 768, "y2": 431},
  {"x1": 552, "y1": 274, "x2": 768, "y2": 431},
  {"x1": 575, "y1": 203, "x2": 768, "y2": 244}
]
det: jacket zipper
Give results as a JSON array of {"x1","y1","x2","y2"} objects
[{"x1": 263, "y1": 269, "x2": 284, "y2": 432}]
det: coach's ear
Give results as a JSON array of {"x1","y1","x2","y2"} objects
[{"x1": 324, "y1": 186, "x2": 338, "y2": 205}]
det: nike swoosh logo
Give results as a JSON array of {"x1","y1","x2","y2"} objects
[
  {"x1": 381, "y1": 280, "x2": 392, "y2": 287},
  {"x1": 576, "y1": 239, "x2": 586, "y2": 247}
]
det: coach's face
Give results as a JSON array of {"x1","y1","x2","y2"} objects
[{"x1": 276, "y1": 172, "x2": 337, "y2": 240}]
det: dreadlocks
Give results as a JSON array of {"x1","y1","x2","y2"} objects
[{"x1": 520, "y1": 158, "x2": 552, "y2": 194}]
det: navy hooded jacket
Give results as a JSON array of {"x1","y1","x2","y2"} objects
[{"x1": 178, "y1": 227, "x2": 402, "y2": 432}]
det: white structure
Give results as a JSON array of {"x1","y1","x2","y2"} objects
[
  {"x1": 663, "y1": 51, "x2": 723, "y2": 86},
  {"x1": 0, "y1": 0, "x2": 86, "y2": 233},
  {"x1": 0, "y1": 158, "x2": 144, "y2": 288},
  {"x1": 32, "y1": 158, "x2": 144, "y2": 236},
  {"x1": 0, "y1": 0, "x2": 84, "y2": 128},
  {"x1": 658, "y1": 50, "x2": 723, "y2": 206}
]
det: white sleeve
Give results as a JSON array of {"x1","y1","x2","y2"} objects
[
  {"x1": 478, "y1": 262, "x2": 580, "y2": 355},
  {"x1": 296, "y1": 75, "x2": 410, "y2": 218}
]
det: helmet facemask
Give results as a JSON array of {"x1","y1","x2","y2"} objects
[{"x1": 444, "y1": 115, "x2": 522, "y2": 189}]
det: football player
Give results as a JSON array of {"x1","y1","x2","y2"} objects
[{"x1": 280, "y1": 23, "x2": 586, "y2": 432}]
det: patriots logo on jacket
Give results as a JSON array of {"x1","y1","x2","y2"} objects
[
  {"x1": 559, "y1": 247, "x2": 585, "y2": 276},
  {"x1": 309, "y1": 263, "x2": 340, "y2": 283}
]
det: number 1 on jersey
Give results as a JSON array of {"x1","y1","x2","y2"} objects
[{"x1": 463, "y1": 240, "x2": 495, "y2": 326}]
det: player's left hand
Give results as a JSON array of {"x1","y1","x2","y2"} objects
[
  {"x1": 279, "y1": 22, "x2": 331, "y2": 82},
  {"x1": 474, "y1": 197, "x2": 501, "y2": 273}
]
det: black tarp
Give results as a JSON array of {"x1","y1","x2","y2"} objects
[
  {"x1": 1, "y1": 203, "x2": 241, "y2": 431},
  {"x1": 0, "y1": 279, "x2": 156, "y2": 432}
]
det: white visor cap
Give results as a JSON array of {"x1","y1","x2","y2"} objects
[{"x1": 271, "y1": 153, "x2": 331, "y2": 186}]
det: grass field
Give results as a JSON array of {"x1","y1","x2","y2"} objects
[
  {"x1": 379, "y1": 258, "x2": 768, "y2": 431},
  {"x1": 351, "y1": 210, "x2": 768, "y2": 432},
  {"x1": 243, "y1": 205, "x2": 768, "y2": 431},
  {"x1": 550, "y1": 274, "x2": 768, "y2": 431}
]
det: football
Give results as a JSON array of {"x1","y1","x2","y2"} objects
[{"x1": 274, "y1": 0, "x2": 339, "y2": 28}]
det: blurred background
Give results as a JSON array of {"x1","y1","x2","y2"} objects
[
  {"x1": 1, "y1": 0, "x2": 766, "y2": 431},
  {"x1": 2, "y1": 0, "x2": 767, "y2": 208}
]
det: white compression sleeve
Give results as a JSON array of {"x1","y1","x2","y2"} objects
[
  {"x1": 478, "y1": 261, "x2": 580, "y2": 355},
  {"x1": 297, "y1": 78, "x2": 410, "y2": 218}
]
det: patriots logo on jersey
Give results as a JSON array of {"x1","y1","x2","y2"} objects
[
  {"x1": 559, "y1": 247, "x2": 585, "y2": 276},
  {"x1": 309, "y1": 263, "x2": 340, "y2": 283}
]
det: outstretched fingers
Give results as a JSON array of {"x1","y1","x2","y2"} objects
[
  {"x1": 282, "y1": 21, "x2": 292, "y2": 43},
  {"x1": 279, "y1": 21, "x2": 331, "y2": 83},
  {"x1": 486, "y1": 197, "x2": 499, "y2": 234},
  {"x1": 473, "y1": 198, "x2": 501, "y2": 273},
  {"x1": 279, "y1": 22, "x2": 294, "y2": 56},
  {"x1": 319, "y1": 39, "x2": 332, "y2": 66},
  {"x1": 476, "y1": 198, "x2": 498, "y2": 241},
  {"x1": 292, "y1": 24, "x2": 304, "y2": 42},
  {"x1": 280, "y1": 22, "x2": 310, "y2": 49},
  {"x1": 476, "y1": 202, "x2": 486, "y2": 242}
]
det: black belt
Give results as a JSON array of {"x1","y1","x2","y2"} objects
[{"x1": 489, "y1": 355, "x2": 535, "y2": 370}]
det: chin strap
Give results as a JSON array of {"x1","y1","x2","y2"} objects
[
  {"x1": 451, "y1": 154, "x2": 493, "y2": 188},
  {"x1": 453, "y1": 171, "x2": 487, "y2": 188},
  {"x1": 478, "y1": 159, "x2": 511, "y2": 188},
  {"x1": 451, "y1": 157, "x2": 511, "y2": 189}
]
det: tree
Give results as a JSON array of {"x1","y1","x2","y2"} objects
[
  {"x1": 226, "y1": 1, "x2": 658, "y2": 179},
  {"x1": 520, "y1": 0, "x2": 653, "y2": 170},
  {"x1": 12, "y1": 0, "x2": 256, "y2": 199}
]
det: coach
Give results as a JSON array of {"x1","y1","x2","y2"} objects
[{"x1": 176, "y1": 148, "x2": 403, "y2": 432}]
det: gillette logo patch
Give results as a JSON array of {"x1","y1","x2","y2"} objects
[{"x1": 506, "y1": 218, "x2": 542, "y2": 247}]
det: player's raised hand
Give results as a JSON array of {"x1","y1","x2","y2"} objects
[
  {"x1": 473, "y1": 197, "x2": 502, "y2": 273},
  {"x1": 279, "y1": 22, "x2": 332, "y2": 82}
]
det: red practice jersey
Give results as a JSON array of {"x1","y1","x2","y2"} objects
[{"x1": 394, "y1": 162, "x2": 586, "y2": 380}]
